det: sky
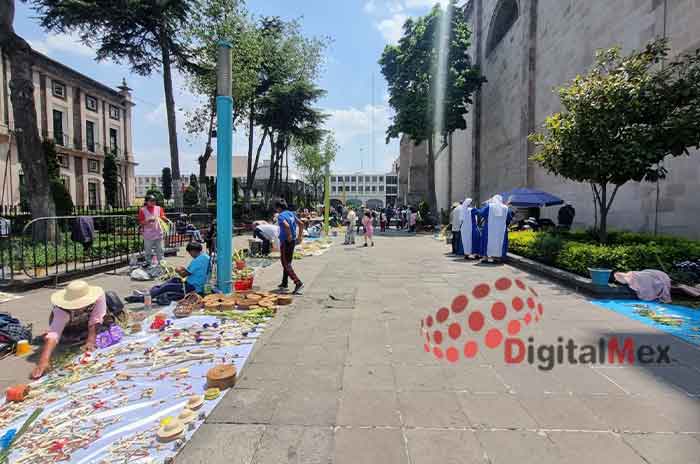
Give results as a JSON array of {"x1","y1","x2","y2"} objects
[{"x1": 12, "y1": 0, "x2": 446, "y2": 176}]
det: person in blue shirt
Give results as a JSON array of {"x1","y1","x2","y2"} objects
[
  {"x1": 276, "y1": 199, "x2": 305, "y2": 295},
  {"x1": 128, "y1": 242, "x2": 210, "y2": 304}
]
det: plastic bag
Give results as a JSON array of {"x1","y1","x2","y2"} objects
[{"x1": 130, "y1": 268, "x2": 151, "y2": 281}]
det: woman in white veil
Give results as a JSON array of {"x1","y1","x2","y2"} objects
[{"x1": 460, "y1": 198, "x2": 481, "y2": 259}]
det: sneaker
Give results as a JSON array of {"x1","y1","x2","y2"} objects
[
  {"x1": 292, "y1": 283, "x2": 305, "y2": 295},
  {"x1": 363, "y1": 243, "x2": 368, "y2": 247}
]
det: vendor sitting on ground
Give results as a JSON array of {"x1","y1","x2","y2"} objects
[
  {"x1": 127, "y1": 242, "x2": 210, "y2": 304},
  {"x1": 32, "y1": 280, "x2": 107, "y2": 379}
]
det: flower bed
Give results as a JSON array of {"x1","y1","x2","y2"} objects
[{"x1": 508, "y1": 230, "x2": 700, "y2": 284}]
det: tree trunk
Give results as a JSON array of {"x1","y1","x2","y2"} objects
[
  {"x1": 264, "y1": 132, "x2": 276, "y2": 205},
  {"x1": 160, "y1": 28, "x2": 182, "y2": 207},
  {"x1": 244, "y1": 100, "x2": 254, "y2": 209},
  {"x1": 1, "y1": 0, "x2": 55, "y2": 239},
  {"x1": 198, "y1": 102, "x2": 215, "y2": 207},
  {"x1": 426, "y1": 135, "x2": 438, "y2": 219}
]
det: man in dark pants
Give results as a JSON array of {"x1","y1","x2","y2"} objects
[{"x1": 276, "y1": 199, "x2": 305, "y2": 295}]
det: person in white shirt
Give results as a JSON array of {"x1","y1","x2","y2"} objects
[
  {"x1": 449, "y1": 202, "x2": 463, "y2": 255},
  {"x1": 345, "y1": 208, "x2": 357, "y2": 245},
  {"x1": 253, "y1": 221, "x2": 280, "y2": 255}
]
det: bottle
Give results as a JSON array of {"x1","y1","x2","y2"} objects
[{"x1": 144, "y1": 293, "x2": 152, "y2": 310}]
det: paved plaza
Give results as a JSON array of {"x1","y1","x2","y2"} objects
[
  {"x1": 3, "y1": 234, "x2": 700, "y2": 463},
  {"x1": 171, "y1": 235, "x2": 700, "y2": 464}
]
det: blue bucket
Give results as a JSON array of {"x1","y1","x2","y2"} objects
[{"x1": 588, "y1": 268, "x2": 612, "y2": 286}]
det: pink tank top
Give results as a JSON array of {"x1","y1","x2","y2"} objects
[{"x1": 141, "y1": 206, "x2": 163, "y2": 240}]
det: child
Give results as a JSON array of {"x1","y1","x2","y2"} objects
[{"x1": 362, "y1": 210, "x2": 374, "y2": 247}]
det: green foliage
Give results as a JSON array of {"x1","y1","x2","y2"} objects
[
  {"x1": 41, "y1": 140, "x2": 73, "y2": 215},
  {"x1": 103, "y1": 152, "x2": 119, "y2": 207},
  {"x1": 294, "y1": 132, "x2": 337, "y2": 199},
  {"x1": 161, "y1": 167, "x2": 172, "y2": 200},
  {"x1": 530, "y1": 38, "x2": 700, "y2": 240},
  {"x1": 509, "y1": 230, "x2": 700, "y2": 280},
  {"x1": 379, "y1": 1, "x2": 484, "y2": 213},
  {"x1": 183, "y1": 186, "x2": 199, "y2": 206},
  {"x1": 145, "y1": 187, "x2": 165, "y2": 206},
  {"x1": 207, "y1": 176, "x2": 216, "y2": 201},
  {"x1": 233, "y1": 178, "x2": 239, "y2": 203}
]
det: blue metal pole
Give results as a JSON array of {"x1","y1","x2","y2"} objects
[{"x1": 216, "y1": 42, "x2": 233, "y2": 293}]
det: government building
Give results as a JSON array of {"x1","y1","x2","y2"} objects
[
  {"x1": 0, "y1": 48, "x2": 137, "y2": 209},
  {"x1": 400, "y1": 0, "x2": 700, "y2": 238}
]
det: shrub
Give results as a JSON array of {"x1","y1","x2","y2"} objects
[{"x1": 508, "y1": 230, "x2": 700, "y2": 282}]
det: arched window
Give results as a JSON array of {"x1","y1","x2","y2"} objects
[{"x1": 486, "y1": 0, "x2": 519, "y2": 56}]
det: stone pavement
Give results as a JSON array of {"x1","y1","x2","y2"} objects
[{"x1": 177, "y1": 235, "x2": 700, "y2": 464}]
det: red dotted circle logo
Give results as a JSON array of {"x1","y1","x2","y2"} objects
[{"x1": 420, "y1": 277, "x2": 544, "y2": 363}]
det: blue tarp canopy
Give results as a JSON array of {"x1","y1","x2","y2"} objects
[{"x1": 499, "y1": 188, "x2": 564, "y2": 207}]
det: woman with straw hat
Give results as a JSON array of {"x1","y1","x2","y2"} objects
[{"x1": 31, "y1": 280, "x2": 107, "y2": 379}]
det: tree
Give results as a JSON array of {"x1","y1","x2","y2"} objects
[
  {"x1": 183, "y1": 185, "x2": 199, "y2": 206},
  {"x1": 145, "y1": 186, "x2": 165, "y2": 206},
  {"x1": 103, "y1": 152, "x2": 119, "y2": 207},
  {"x1": 380, "y1": 1, "x2": 485, "y2": 214},
  {"x1": 161, "y1": 167, "x2": 172, "y2": 201},
  {"x1": 183, "y1": 9, "x2": 328, "y2": 208},
  {"x1": 43, "y1": 140, "x2": 73, "y2": 215},
  {"x1": 33, "y1": 0, "x2": 200, "y2": 207},
  {"x1": 530, "y1": 38, "x2": 700, "y2": 242},
  {"x1": 0, "y1": 0, "x2": 55, "y2": 226},
  {"x1": 294, "y1": 132, "x2": 338, "y2": 201}
]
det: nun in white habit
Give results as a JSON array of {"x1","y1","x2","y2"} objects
[
  {"x1": 476, "y1": 195, "x2": 513, "y2": 262},
  {"x1": 460, "y1": 198, "x2": 481, "y2": 259}
]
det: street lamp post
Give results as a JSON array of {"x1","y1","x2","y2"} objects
[
  {"x1": 323, "y1": 163, "x2": 330, "y2": 238},
  {"x1": 216, "y1": 41, "x2": 233, "y2": 293}
]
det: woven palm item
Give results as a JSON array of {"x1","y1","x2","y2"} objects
[{"x1": 174, "y1": 293, "x2": 202, "y2": 318}]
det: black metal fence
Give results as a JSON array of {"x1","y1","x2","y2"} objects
[{"x1": 0, "y1": 214, "x2": 197, "y2": 286}]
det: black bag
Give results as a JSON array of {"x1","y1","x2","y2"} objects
[
  {"x1": 105, "y1": 291, "x2": 125, "y2": 317},
  {"x1": 0, "y1": 312, "x2": 32, "y2": 345}
]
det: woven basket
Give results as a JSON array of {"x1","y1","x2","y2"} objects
[
  {"x1": 206, "y1": 364, "x2": 237, "y2": 389},
  {"x1": 174, "y1": 293, "x2": 202, "y2": 318}
]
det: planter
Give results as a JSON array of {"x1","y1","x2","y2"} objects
[
  {"x1": 588, "y1": 268, "x2": 612, "y2": 286},
  {"x1": 234, "y1": 260, "x2": 246, "y2": 270}
]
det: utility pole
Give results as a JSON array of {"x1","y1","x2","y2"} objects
[
  {"x1": 216, "y1": 41, "x2": 233, "y2": 293},
  {"x1": 323, "y1": 163, "x2": 330, "y2": 238}
]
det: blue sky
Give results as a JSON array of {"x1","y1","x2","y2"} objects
[{"x1": 13, "y1": 0, "x2": 443, "y2": 175}]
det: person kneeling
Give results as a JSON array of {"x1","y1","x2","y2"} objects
[{"x1": 32, "y1": 280, "x2": 106, "y2": 379}]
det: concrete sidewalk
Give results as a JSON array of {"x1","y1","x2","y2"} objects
[{"x1": 178, "y1": 235, "x2": 700, "y2": 464}]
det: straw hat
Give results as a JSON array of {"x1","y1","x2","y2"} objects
[
  {"x1": 177, "y1": 408, "x2": 197, "y2": 424},
  {"x1": 157, "y1": 419, "x2": 184, "y2": 442},
  {"x1": 51, "y1": 280, "x2": 104, "y2": 310},
  {"x1": 186, "y1": 394, "x2": 204, "y2": 410}
]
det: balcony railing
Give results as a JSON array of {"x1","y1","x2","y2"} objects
[{"x1": 46, "y1": 133, "x2": 125, "y2": 159}]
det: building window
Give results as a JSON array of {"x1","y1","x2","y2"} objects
[
  {"x1": 372, "y1": 186, "x2": 377, "y2": 192},
  {"x1": 379, "y1": 185, "x2": 384, "y2": 191},
  {"x1": 88, "y1": 181, "x2": 100, "y2": 208},
  {"x1": 345, "y1": 186, "x2": 350, "y2": 192},
  {"x1": 52, "y1": 81, "x2": 66, "y2": 99},
  {"x1": 86, "y1": 120, "x2": 96, "y2": 152},
  {"x1": 372, "y1": 176, "x2": 378, "y2": 182},
  {"x1": 486, "y1": 0, "x2": 519, "y2": 56},
  {"x1": 351, "y1": 176, "x2": 356, "y2": 182},
  {"x1": 57, "y1": 155, "x2": 69, "y2": 169},
  {"x1": 60, "y1": 175, "x2": 70, "y2": 190},
  {"x1": 350, "y1": 186, "x2": 356, "y2": 192},
  {"x1": 331, "y1": 186, "x2": 336, "y2": 193},
  {"x1": 85, "y1": 95, "x2": 98, "y2": 112},
  {"x1": 379, "y1": 176, "x2": 384, "y2": 182},
  {"x1": 345, "y1": 176, "x2": 350, "y2": 182},
  {"x1": 53, "y1": 109, "x2": 64, "y2": 146},
  {"x1": 331, "y1": 176, "x2": 336, "y2": 182},
  {"x1": 88, "y1": 159, "x2": 100, "y2": 173},
  {"x1": 109, "y1": 128, "x2": 119, "y2": 155},
  {"x1": 109, "y1": 105, "x2": 120, "y2": 120}
]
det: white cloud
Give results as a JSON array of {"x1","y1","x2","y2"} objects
[
  {"x1": 363, "y1": 0, "x2": 377, "y2": 14},
  {"x1": 404, "y1": 0, "x2": 447, "y2": 9},
  {"x1": 323, "y1": 104, "x2": 399, "y2": 172},
  {"x1": 377, "y1": 13, "x2": 408, "y2": 44},
  {"x1": 28, "y1": 32, "x2": 95, "y2": 58}
]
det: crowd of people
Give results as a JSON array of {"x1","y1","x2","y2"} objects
[{"x1": 331, "y1": 204, "x2": 422, "y2": 246}]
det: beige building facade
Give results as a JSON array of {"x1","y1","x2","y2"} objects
[
  {"x1": 404, "y1": 0, "x2": 700, "y2": 237},
  {"x1": 0, "y1": 49, "x2": 137, "y2": 209}
]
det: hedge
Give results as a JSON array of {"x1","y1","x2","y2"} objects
[{"x1": 508, "y1": 230, "x2": 700, "y2": 283}]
